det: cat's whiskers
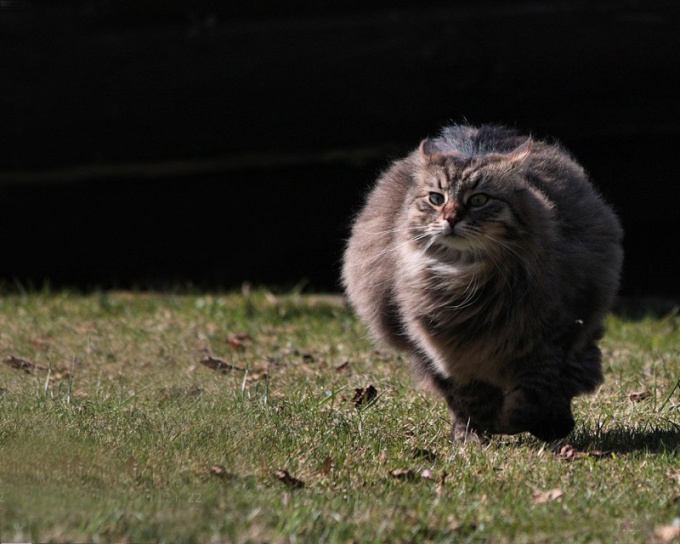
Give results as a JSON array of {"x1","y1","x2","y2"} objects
[
  {"x1": 452, "y1": 246, "x2": 488, "y2": 310},
  {"x1": 449, "y1": 270, "x2": 480, "y2": 310},
  {"x1": 362, "y1": 229, "x2": 431, "y2": 266},
  {"x1": 364, "y1": 225, "x2": 428, "y2": 236},
  {"x1": 439, "y1": 224, "x2": 519, "y2": 302}
]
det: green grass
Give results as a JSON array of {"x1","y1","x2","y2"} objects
[{"x1": 0, "y1": 290, "x2": 679, "y2": 543}]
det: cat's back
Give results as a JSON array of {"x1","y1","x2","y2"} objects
[
  {"x1": 525, "y1": 142, "x2": 621, "y2": 236},
  {"x1": 523, "y1": 141, "x2": 623, "y2": 306}
]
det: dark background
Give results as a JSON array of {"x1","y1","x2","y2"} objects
[{"x1": 1, "y1": 1, "x2": 679, "y2": 297}]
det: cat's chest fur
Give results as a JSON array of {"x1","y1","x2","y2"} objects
[{"x1": 396, "y1": 245, "x2": 536, "y2": 388}]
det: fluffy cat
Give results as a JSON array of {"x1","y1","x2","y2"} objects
[{"x1": 342, "y1": 124, "x2": 623, "y2": 442}]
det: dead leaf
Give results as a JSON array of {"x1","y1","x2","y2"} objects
[
  {"x1": 379, "y1": 450, "x2": 388, "y2": 465},
  {"x1": 413, "y1": 448, "x2": 438, "y2": 462},
  {"x1": 532, "y1": 488, "x2": 564, "y2": 504},
  {"x1": 352, "y1": 385, "x2": 378, "y2": 409},
  {"x1": 390, "y1": 468, "x2": 416, "y2": 481},
  {"x1": 274, "y1": 470, "x2": 305, "y2": 489},
  {"x1": 322, "y1": 456, "x2": 332, "y2": 475},
  {"x1": 557, "y1": 444, "x2": 579, "y2": 461},
  {"x1": 335, "y1": 361, "x2": 350, "y2": 373},
  {"x1": 437, "y1": 472, "x2": 448, "y2": 498},
  {"x1": 668, "y1": 470, "x2": 680, "y2": 484},
  {"x1": 200, "y1": 356, "x2": 245, "y2": 373},
  {"x1": 30, "y1": 336, "x2": 53, "y2": 349},
  {"x1": 370, "y1": 349, "x2": 391, "y2": 360},
  {"x1": 209, "y1": 465, "x2": 234, "y2": 480},
  {"x1": 126, "y1": 456, "x2": 137, "y2": 475},
  {"x1": 557, "y1": 444, "x2": 612, "y2": 461},
  {"x1": 3, "y1": 356, "x2": 47, "y2": 374},
  {"x1": 654, "y1": 523, "x2": 680, "y2": 543},
  {"x1": 247, "y1": 370, "x2": 269, "y2": 381},
  {"x1": 628, "y1": 389, "x2": 652, "y2": 402},
  {"x1": 50, "y1": 371, "x2": 73, "y2": 381},
  {"x1": 227, "y1": 332, "x2": 252, "y2": 350},
  {"x1": 587, "y1": 450, "x2": 613, "y2": 459}
]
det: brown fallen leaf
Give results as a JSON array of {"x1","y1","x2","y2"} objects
[
  {"x1": 654, "y1": 523, "x2": 680, "y2": 543},
  {"x1": 209, "y1": 465, "x2": 235, "y2": 480},
  {"x1": 532, "y1": 488, "x2": 564, "y2": 504},
  {"x1": 352, "y1": 385, "x2": 378, "y2": 409},
  {"x1": 587, "y1": 450, "x2": 614, "y2": 459},
  {"x1": 200, "y1": 356, "x2": 245, "y2": 373},
  {"x1": 274, "y1": 469, "x2": 305, "y2": 489},
  {"x1": 227, "y1": 332, "x2": 252, "y2": 350},
  {"x1": 49, "y1": 371, "x2": 73, "y2": 381},
  {"x1": 321, "y1": 456, "x2": 332, "y2": 475},
  {"x1": 390, "y1": 468, "x2": 416, "y2": 481},
  {"x1": 335, "y1": 361, "x2": 350, "y2": 373},
  {"x1": 413, "y1": 448, "x2": 438, "y2": 462},
  {"x1": 436, "y1": 472, "x2": 448, "y2": 498},
  {"x1": 557, "y1": 444, "x2": 579, "y2": 461},
  {"x1": 247, "y1": 370, "x2": 269, "y2": 381},
  {"x1": 557, "y1": 444, "x2": 612, "y2": 461},
  {"x1": 628, "y1": 389, "x2": 652, "y2": 402},
  {"x1": 370, "y1": 349, "x2": 391, "y2": 360},
  {"x1": 3, "y1": 356, "x2": 47, "y2": 374}
]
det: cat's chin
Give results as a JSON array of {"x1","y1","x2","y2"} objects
[{"x1": 433, "y1": 233, "x2": 485, "y2": 254}]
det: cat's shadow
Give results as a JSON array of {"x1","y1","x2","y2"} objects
[
  {"x1": 613, "y1": 297, "x2": 679, "y2": 320},
  {"x1": 568, "y1": 428, "x2": 680, "y2": 455}
]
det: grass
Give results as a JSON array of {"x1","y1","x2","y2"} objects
[{"x1": 0, "y1": 289, "x2": 679, "y2": 543}]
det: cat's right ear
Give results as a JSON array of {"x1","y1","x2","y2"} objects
[
  {"x1": 420, "y1": 138, "x2": 467, "y2": 165},
  {"x1": 419, "y1": 138, "x2": 448, "y2": 163}
]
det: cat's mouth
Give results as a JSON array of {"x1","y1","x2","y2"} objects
[{"x1": 432, "y1": 222, "x2": 483, "y2": 252}]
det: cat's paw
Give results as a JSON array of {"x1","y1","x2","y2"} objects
[
  {"x1": 529, "y1": 412, "x2": 575, "y2": 442},
  {"x1": 451, "y1": 419, "x2": 489, "y2": 445}
]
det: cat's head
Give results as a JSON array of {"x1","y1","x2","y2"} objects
[{"x1": 405, "y1": 131, "x2": 549, "y2": 261}]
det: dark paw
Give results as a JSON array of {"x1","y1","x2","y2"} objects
[
  {"x1": 451, "y1": 419, "x2": 489, "y2": 445},
  {"x1": 529, "y1": 413, "x2": 575, "y2": 442}
]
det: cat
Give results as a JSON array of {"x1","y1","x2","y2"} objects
[{"x1": 342, "y1": 124, "x2": 623, "y2": 443}]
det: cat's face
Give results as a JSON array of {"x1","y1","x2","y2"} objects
[{"x1": 407, "y1": 158, "x2": 530, "y2": 258}]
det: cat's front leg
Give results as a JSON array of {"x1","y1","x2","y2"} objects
[
  {"x1": 497, "y1": 385, "x2": 574, "y2": 441},
  {"x1": 442, "y1": 380, "x2": 505, "y2": 444},
  {"x1": 449, "y1": 410, "x2": 489, "y2": 444}
]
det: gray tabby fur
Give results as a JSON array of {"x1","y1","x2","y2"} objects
[{"x1": 342, "y1": 124, "x2": 623, "y2": 442}]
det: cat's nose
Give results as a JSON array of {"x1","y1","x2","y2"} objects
[
  {"x1": 443, "y1": 202, "x2": 459, "y2": 228},
  {"x1": 444, "y1": 212, "x2": 459, "y2": 228}
]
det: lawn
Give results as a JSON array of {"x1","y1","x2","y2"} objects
[{"x1": 0, "y1": 290, "x2": 679, "y2": 543}]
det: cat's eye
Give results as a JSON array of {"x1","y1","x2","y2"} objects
[
  {"x1": 468, "y1": 194, "x2": 489, "y2": 207},
  {"x1": 428, "y1": 192, "x2": 445, "y2": 206}
]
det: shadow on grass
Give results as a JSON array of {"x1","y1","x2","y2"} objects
[
  {"x1": 613, "y1": 296, "x2": 679, "y2": 320},
  {"x1": 571, "y1": 426, "x2": 680, "y2": 455}
]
